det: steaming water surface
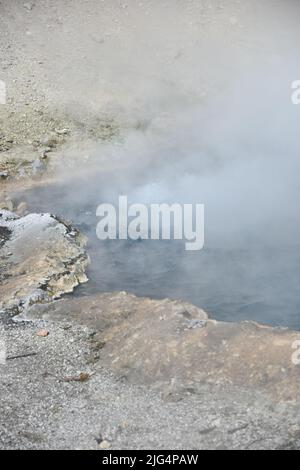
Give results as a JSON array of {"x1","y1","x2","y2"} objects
[{"x1": 19, "y1": 166, "x2": 300, "y2": 330}]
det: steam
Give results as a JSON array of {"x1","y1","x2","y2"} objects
[{"x1": 20, "y1": 0, "x2": 300, "y2": 328}]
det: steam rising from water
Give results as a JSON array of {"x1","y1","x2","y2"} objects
[{"x1": 20, "y1": 0, "x2": 300, "y2": 328}]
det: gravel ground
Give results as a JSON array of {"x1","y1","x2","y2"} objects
[{"x1": 1, "y1": 318, "x2": 300, "y2": 450}]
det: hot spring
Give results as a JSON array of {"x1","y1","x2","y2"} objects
[{"x1": 15, "y1": 22, "x2": 300, "y2": 330}]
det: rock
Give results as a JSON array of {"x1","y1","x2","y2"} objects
[
  {"x1": 23, "y1": 2, "x2": 35, "y2": 11},
  {"x1": 63, "y1": 373, "x2": 90, "y2": 383},
  {"x1": 55, "y1": 128, "x2": 69, "y2": 136},
  {"x1": 99, "y1": 440, "x2": 111, "y2": 449},
  {"x1": 41, "y1": 148, "x2": 52, "y2": 159},
  {"x1": 0, "y1": 211, "x2": 89, "y2": 316},
  {"x1": 187, "y1": 319, "x2": 206, "y2": 329},
  {"x1": 37, "y1": 329, "x2": 49, "y2": 338},
  {"x1": 288, "y1": 425, "x2": 300, "y2": 439},
  {"x1": 0, "y1": 226, "x2": 11, "y2": 250},
  {"x1": 0, "y1": 172, "x2": 8, "y2": 180}
]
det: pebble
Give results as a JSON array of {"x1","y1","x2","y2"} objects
[
  {"x1": 55, "y1": 128, "x2": 69, "y2": 136},
  {"x1": 99, "y1": 440, "x2": 111, "y2": 449},
  {"x1": 187, "y1": 319, "x2": 207, "y2": 329},
  {"x1": 37, "y1": 329, "x2": 49, "y2": 338},
  {"x1": 41, "y1": 147, "x2": 52, "y2": 159},
  {"x1": 24, "y1": 2, "x2": 35, "y2": 11},
  {"x1": 288, "y1": 425, "x2": 300, "y2": 438}
]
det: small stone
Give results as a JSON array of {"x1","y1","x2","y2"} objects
[
  {"x1": 55, "y1": 128, "x2": 69, "y2": 135},
  {"x1": 41, "y1": 147, "x2": 52, "y2": 159},
  {"x1": 37, "y1": 329, "x2": 49, "y2": 338},
  {"x1": 63, "y1": 373, "x2": 90, "y2": 383},
  {"x1": 0, "y1": 172, "x2": 9, "y2": 180},
  {"x1": 187, "y1": 319, "x2": 207, "y2": 329},
  {"x1": 24, "y1": 2, "x2": 35, "y2": 11},
  {"x1": 78, "y1": 373, "x2": 90, "y2": 382},
  {"x1": 99, "y1": 440, "x2": 111, "y2": 449},
  {"x1": 288, "y1": 425, "x2": 300, "y2": 438}
]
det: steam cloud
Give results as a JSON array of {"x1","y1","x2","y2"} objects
[{"x1": 20, "y1": 0, "x2": 300, "y2": 328}]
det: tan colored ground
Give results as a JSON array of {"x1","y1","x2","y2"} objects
[{"x1": 26, "y1": 292, "x2": 300, "y2": 403}]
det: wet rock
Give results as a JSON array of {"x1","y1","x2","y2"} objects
[{"x1": 0, "y1": 211, "x2": 89, "y2": 316}]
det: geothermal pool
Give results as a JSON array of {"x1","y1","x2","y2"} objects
[{"x1": 18, "y1": 171, "x2": 300, "y2": 330}]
